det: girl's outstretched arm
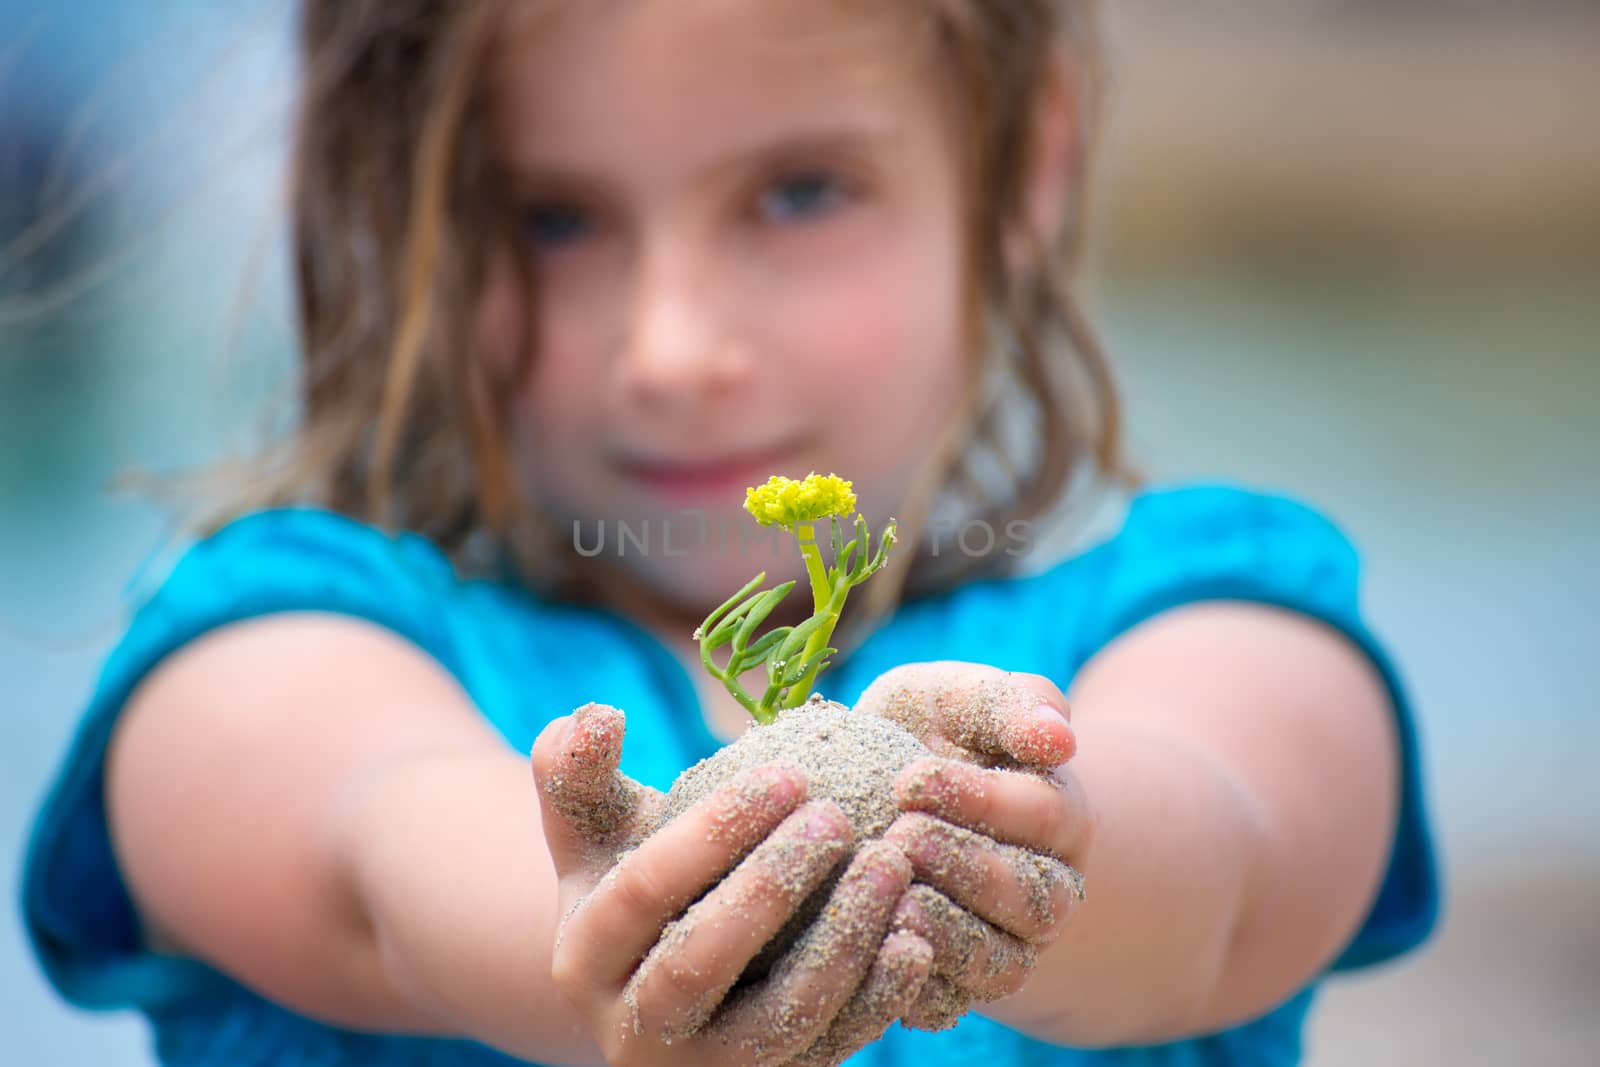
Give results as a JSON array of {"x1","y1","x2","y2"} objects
[
  {"x1": 105, "y1": 613, "x2": 606, "y2": 1065},
  {"x1": 861, "y1": 601, "x2": 1399, "y2": 1046},
  {"x1": 1032, "y1": 602, "x2": 1401, "y2": 1041},
  {"x1": 107, "y1": 613, "x2": 921, "y2": 1067}
]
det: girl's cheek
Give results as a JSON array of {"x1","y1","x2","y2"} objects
[
  {"x1": 475, "y1": 256, "x2": 528, "y2": 380},
  {"x1": 475, "y1": 246, "x2": 617, "y2": 382}
]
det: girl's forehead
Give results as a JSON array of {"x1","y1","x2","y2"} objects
[
  {"x1": 489, "y1": 0, "x2": 937, "y2": 166},
  {"x1": 497, "y1": 0, "x2": 921, "y2": 73}
]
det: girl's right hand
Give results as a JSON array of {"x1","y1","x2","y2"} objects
[{"x1": 531, "y1": 703, "x2": 934, "y2": 1067}]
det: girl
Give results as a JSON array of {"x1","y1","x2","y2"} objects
[{"x1": 23, "y1": 1, "x2": 1439, "y2": 1065}]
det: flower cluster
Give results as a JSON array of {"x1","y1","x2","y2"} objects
[{"x1": 744, "y1": 473, "x2": 857, "y2": 529}]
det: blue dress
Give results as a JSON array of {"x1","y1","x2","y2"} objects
[{"x1": 21, "y1": 484, "x2": 1439, "y2": 1066}]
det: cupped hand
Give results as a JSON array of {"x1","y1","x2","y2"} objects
[
  {"x1": 532, "y1": 702, "x2": 934, "y2": 1067},
  {"x1": 854, "y1": 663, "x2": 1093, "y2": 1030}
]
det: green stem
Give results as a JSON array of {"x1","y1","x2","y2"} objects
[
  {"x1": 785, "y1": 583, "x2": 848, "y2": 708},
  {"x1": 728, "y1": 678, "x2": 761, "y2": 718},
  {"x1": 795, "y1": 523, "x2": 832, "y2": 612},
  {"x1": 780, "y1": 522, "x2": 840, "y2": 708}
]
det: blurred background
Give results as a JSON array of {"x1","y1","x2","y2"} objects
[{"x1": 2, "y1": 1, "x2": 1595, "y2": 1064}]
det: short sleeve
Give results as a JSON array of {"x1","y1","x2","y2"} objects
[
  {"x1": 1068, "y1": 484, "x2": 1441, "y2": 972},
  {"x1": 21, "y1": 508, "x2": 467, "y2": 1013}
]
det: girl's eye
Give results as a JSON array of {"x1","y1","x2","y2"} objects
[
  {"x1": 521, "y1": 204, "x2": 593, "y2": 249},
  {"x1": 758, "y1": 172, "x2": 850, "y2": 225}
]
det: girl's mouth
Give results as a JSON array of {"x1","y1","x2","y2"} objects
[{"x1": 618, "y1": 445, "x2": 802, "y2": 502}]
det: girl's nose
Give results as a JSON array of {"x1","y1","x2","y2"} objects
[{"x1": 616, "y1": 241, "x2": 750, "y2": 407}]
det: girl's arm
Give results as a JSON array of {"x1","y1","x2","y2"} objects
[
  {"x1": 863, "y1": 602, "x2": 1399, "y2": 1046},
  {"x1": 108, "y1": 612, "x2": 921, "y2": 1067},
  {"x1": 1015, "y1": 602, "x2": 1400, "y2": 1042},
  {"x1": 105, "y1": 613, "x2": 606, "y2": 1065}
]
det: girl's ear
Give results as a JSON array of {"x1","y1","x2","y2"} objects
[{"x1": 1008, "y1": 57, "x2": 1078, "y2": 276}]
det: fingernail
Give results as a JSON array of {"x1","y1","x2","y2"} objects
[
  {"x1": 804, "y1": 805, "x2": 848, "y2": 841},
  {"x1": 726, "y1": 764, "x2": 801, "y2": 815},
  {"x1": 754, "y1": 762, "x2": 802, "y2": 794},
  {"x1": 1034, "y1": 703, "x2": 1067, "y2": 726},
  {"x1": 890, "y1": 893, "x2": 924, "y2": 931},
  {"x1": 858, "y1": 841, "x2": 912, "y2": 888},
  {"x1": 868, "y1": 861, "x2": 907, "y2": 894},
  {"x1": 897, "y1": 826, "x2": 942, "y2": 868},
  {"x1": 536, "y1": 714, "x2": 574, "y2": 750}
]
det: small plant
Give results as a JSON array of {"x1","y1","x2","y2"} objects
[{"x1": 694, "y1": 473, "x2": 896, "y2": 724}]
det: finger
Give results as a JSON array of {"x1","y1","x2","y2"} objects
[
  {"x1": 565, "y1": 763, "x2": 813, "y2": 992},
  {"x1": 532, "y1": 705, "x2": 660, "y2": 878},
  {"x1": 889, "y1": 884, "x2": 1036, "y2": 1002},
  {"x1": 625, "y1": 800, "x2": 853, "y2": 1040},
  {"x1": 885, "y1": 813, "x2": 1084, "y2": 943},
  {"x1": 855, "y1": 662, "x2": 1074, "y2": 769},
  {"x1": 896, "y1": 758, "x2": 1093, "y2": 859},
  {"x1": 787, "y1": 931, "x2": 932, "y2": 1067},
  {"x1": 708, "y1": 841, "x2": 913, "y2": 1063}
]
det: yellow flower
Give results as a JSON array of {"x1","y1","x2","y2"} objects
[{"x1": 744, "y1": 473, "x2": 857, "y2": 528}]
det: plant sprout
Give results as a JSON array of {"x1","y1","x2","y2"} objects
[{"x1": 695, "y1": 473, "x2": 897, "y2": 724}]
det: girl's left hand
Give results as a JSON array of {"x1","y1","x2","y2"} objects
[{"x1": 854, "y1": 663, "x2": 1093, "y2": 1029}]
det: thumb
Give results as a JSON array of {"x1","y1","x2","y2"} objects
[
  {"x1": 857, "y1": 662, "x2": 1075, "y2": 770},
  {"x1": 531, "y1": 702, "x2": 658, "y2": 880}
]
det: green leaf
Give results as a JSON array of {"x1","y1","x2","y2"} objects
[
  {"x1": 873, "y1": 521, "x2": 895, "y2": 568},
  {"x1": 836, "y1": 534, "x2": 861, "y2": 580},
  {"x1": 742, "y1": 626, "x2": 793, "y2": 662},
  {"x1": 734, "y1": 581, "x2": 794, "y2": 653},
  {"x1": 845, "y1": 520, "x2": 895, "y2": 588},
  {"x1": 850, "y1": 516, "x2": 872, "y2": 579},
  {"x1": 702, "y1": 622, "x2": 738, "y2": 650},
  {"x1": 776, "y1": 612, "x2": 828, "y2": 661},
  {"x1": 783, "y1": 646, "x2": 836, "y2": 686},
  {"x1": 710, "y1": 591, "x2": 766, "y2": 646},
  {"x1": 699, "y1": 572, "x2": 766, "y2": 638}
]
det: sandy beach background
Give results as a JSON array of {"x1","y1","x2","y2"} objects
[{"x1": 4, "y1": 2, "x2": 1597, "y2": 1064}]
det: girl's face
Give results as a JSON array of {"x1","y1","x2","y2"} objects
[{"x1": 483, "y1": 0, "x2": 970, "y2": 615}]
